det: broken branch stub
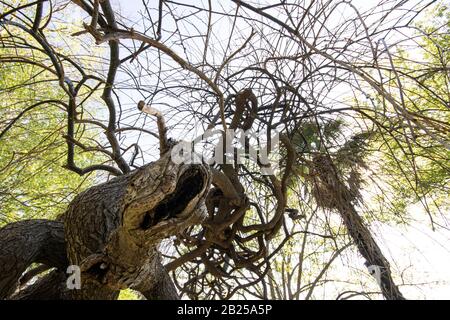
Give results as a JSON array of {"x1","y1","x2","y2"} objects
[{"x1": 138, "y1": 101, "x2": 169, "y2": 156}]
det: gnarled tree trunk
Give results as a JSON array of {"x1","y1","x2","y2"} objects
[{"x1": 0, "y1": 152, "x2": 211, "y2": 300}]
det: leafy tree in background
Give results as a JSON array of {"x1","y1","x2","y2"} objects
[
  {"x1": 0, "y1": 60, "x2": 97, "y2": 223},
  {"x1": 371, "y1": 4, "x2": 449, "y2": 223}
]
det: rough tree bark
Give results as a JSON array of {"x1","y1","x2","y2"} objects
[
  {"x1": 0, "y1": 151, "x2": 211, "y2": 300},
  {"x1": 0, "y1": 220, "x2": 67, "y2": 299}
]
